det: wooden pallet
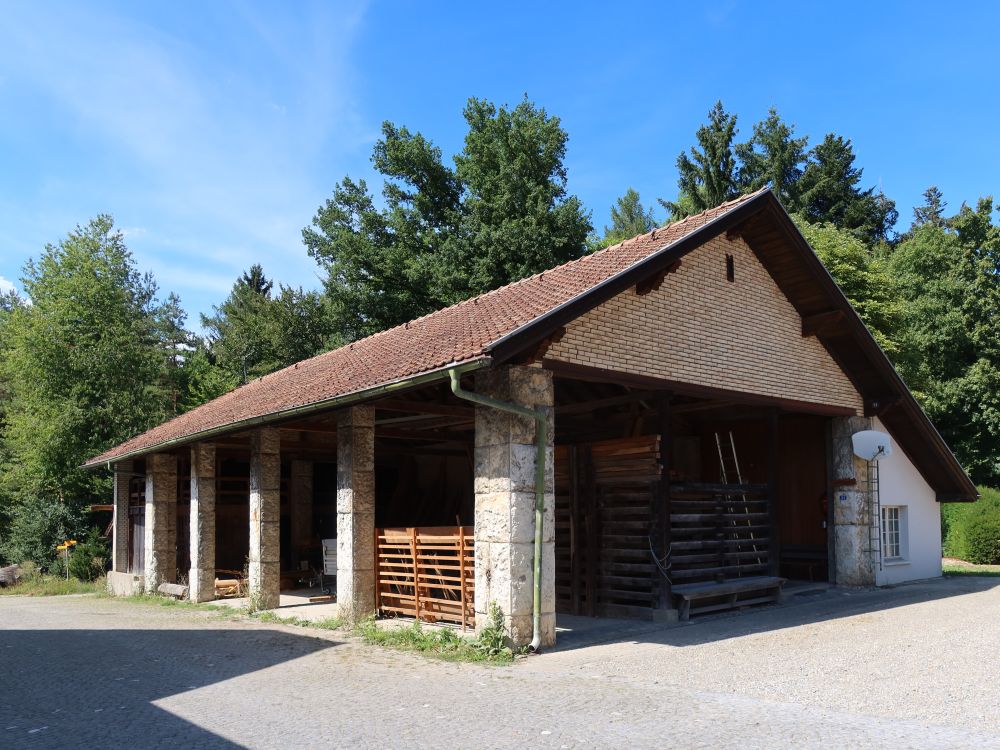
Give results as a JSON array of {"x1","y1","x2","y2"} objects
[{"x1": 375, "y1": 526, "x2": 474, "y2": 630}]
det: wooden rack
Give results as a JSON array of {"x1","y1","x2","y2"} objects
[{"x1": 375, "y1": 526, "x2": 474, "y2": 630}]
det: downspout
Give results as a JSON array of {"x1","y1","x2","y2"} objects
[{"x1": 448, "y1": 368, "x2": 547, "y2": 653}]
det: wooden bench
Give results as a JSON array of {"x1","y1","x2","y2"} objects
[
  {"x1": 672, "y1": 576, "x2": 786, "y2": 621},
  {"x1": 780, "y1": 545, "x2": 827, "y2": 582}
]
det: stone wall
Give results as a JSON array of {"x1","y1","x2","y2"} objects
[
  {"x1": 337, "y1": 405, "x2": 376, "y2": 624},
  {"x1": 831, "y1": 416, "x2": 876, "y2": 586},
  {"x1": 473, "y1": 365, "x2": 556, "y2": 648},
  {"x1": 144, "y1": 453, "x2": 178, "y2": 592},
  {"x1": 189, "y1": 442, "x2": 216, "y2": 603},
  {"x1": 249, "y1": 428, "x2": 281, "y2": 610},
  {"x1": 112, "y1": 459, "x2": 133, "y2": 574}
]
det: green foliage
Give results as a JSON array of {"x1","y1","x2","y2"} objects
[
  {"x1": 356, "y1": 609, "x2": 513, "y2": 664},
  {"x1": 304, "y1": 96, "x2": 591, "y2": 340},
  {"x1": 591, "y1": 188, "x2": 658, "y2": 250},
  {"x1": 0, "y1": 216, "x2": 175, "y2": 568},
  {"x1": 797, "y1": 134, "x2": 897, "y2": 244},
  {"x1": 794, "y1": 217, "x2": 903, "y2": 355},
  {"x1": 943, "y1": 487, "x2": 1000, "y2": 564},
  {"x1": 912, "y1": 186, "x2": 947, "y2": 229},
  {"x1": 661, "y1": 101, "x2": 741, "y2": 219},
  {"x1": 887, "y1": 212, "x2": 1000, "y2": 484},
  {"x1": 474, "y1": 600, "x2": 513, "y2": 660},
  {"x1": 0, "y1": 572, "x2": 106, "y2": 596},
  {"x1": 67, "y1": 528, "x2": 108, "y2": 582},
  {"x1": 201, "y1": 264, "x2": 336, "y2": 385},
  {"x1": 736, "y1": 107, "x2": 808, "y2": 207}
]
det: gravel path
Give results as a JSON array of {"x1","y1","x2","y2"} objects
[{"x1": 1, "y1": 576, "x2": 997, "y2": 749}]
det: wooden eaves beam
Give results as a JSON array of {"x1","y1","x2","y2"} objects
[
  {"x1": 801, "y1": 309, "x2": 845, "y2": 337},
  {"x1": 635, "y1": 260, "x2": 681, "y2": 296}
]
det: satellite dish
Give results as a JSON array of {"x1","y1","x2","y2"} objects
[{"x1": 852, "y1": 430, "x2": 893, "y2": 461}]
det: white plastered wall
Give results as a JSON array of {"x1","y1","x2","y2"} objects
[{"x1": 872, "y1": 417, "x2": 942, "y2": 585}]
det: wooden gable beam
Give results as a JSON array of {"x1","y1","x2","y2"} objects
[
  {"x1": 864, "y1": 394, "x2": 902, "y2": 418},
  {"x1": 635, "y1": 260, "x2": 682, "y2": 296},
  {"x1": 801, "y1": 309, "x2": 845, "y2": 337},
  {"x1": 514, "y1": 327, "x2": 566, "y2": 364}
]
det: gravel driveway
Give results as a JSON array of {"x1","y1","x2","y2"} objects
[{"x1": 1, "y1": 576, "x2": 997, "y2": 749}]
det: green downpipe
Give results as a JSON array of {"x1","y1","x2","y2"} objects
[{"x1": 449, "y1": 368, "x2": 548, "y2": 653}]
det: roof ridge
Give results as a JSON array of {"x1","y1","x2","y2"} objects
[{"x1": 173, "y1": 192, "x2": 770, "y2": 388}]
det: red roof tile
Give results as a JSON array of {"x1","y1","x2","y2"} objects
[{"x1": 85, "y1": 191, "x2": 765, "y2": 466}]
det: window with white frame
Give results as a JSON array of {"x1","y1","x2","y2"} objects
[{"x1": 881, "y1": 505, "x2": 908, "y2": 561}]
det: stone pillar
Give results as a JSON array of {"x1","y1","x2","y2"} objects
[
  {"x1": 290, "y1": 460, "x2": 314, "y2": 568},
  {"x1": 144, "y1": 453, "x2": 178, "y2": 592},
  {"x1": 189, "y1": 443, "x2": 216, "y2": 603},
  {"x1": 336, "y1": 405, "x2": 376, "y2": 624},
  {"x1": 831, "y1": 416, "x2": 876, "y2": 586},
  {"x1": 249, "y1": 428, "x2": 281, "y2": 610},
  {"x1": 112, "y1": 460, "x2": 133, "y2": 573},
  {"x1": 473, "y1": 365, "x2": 556, "y2": 649}
]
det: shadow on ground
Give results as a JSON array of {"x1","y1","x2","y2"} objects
[
  {"x1": 551, "y1": 575, "x2": 999, "y2": 652},
  {"x1": 0, "y1": 620, "x2": 340, "y2": 749}
]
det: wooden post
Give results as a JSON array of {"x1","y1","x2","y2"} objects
[
  {"x1": 458, "y1": 527, "x2": 467, "y2": 632},
  {"x1": 582, "y1": 446, "x2": 598, "y2": 617},
  {"x1": 767, "y1": 409, "x2": 780, "y2": 577},
  {"x1": 568, "y1": 445, "x2": 581, "y2": 615},
  {"x1": 409, "y1": 527, "x2": 421, "y2": 622},
  {"x1": 655, "y1": 394, "x2": 674, "y2": 615},
  {"x1": 373, "y1": 527, "x2": 381, "y2": 616}
]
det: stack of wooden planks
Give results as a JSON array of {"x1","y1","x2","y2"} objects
[
  {"x1": 555, "y1": 436, "x2": 661, "y2": 619},
  {"x1": 668, "y1": 482, "x2": 771, "y2": 584},
  {"x1": 375, "y1": 526, "x2": 474, "y2": 630}
]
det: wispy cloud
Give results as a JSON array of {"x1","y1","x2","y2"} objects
[
  {"x1": 0, "y1": 2, "x2": 372, "y2": 320},
  {"x1": 0, "y1": 275, "x2": 15, "y2": 295}
]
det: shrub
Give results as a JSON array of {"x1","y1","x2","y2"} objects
[
  {"x1": 944, "y1": 486, "x2": 1000, "y2": 564},
  {"x1": 67, "y1": 528, "x2": 109, "y2": 581}
]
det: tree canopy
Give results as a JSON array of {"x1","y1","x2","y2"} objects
[
  {"x1": 0, "y1": 217, "x2": 172, "y2": 566},
  {"x1": 304, "y1": 97, "x2": 592, "y2": 340},
  {"x1": 591, "y1": 188, "x2": 658, "y2": 249}
]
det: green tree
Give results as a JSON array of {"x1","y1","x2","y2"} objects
[
  {"x1": 453, "y1": 97, "x2": 591, "y2": 296},
  {"x1": 736, "y1": 108, "x2": 809, "y2": 209},
  {"x1": 590, "y1": 188, "x2": 658, "y2": 250},
  {"x1": 304, "y1": 97, "x2": 591, "y2": 339},
  {"x1": 0, "y1": 216, "x2": 167, "y2": 568},
  {"x1": 660, "y1": 101, "x2": 742, "y2": 219},
  {"x1": 911, "y1": 186, "x2": 947, "y2": 229},
  {"x1": 201, "y1": 265, "x2": 335, "y2": 385},
  {"x1": 794, "y1": 217, "x2": 903, "y2": 355},
  {"x1": 797, "y1": 134, "x2": 898, "y2": 244},
  {"x1": 887, "y1": 204, "x2": 1000, "y2": 484}
]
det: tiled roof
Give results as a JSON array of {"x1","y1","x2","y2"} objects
[{"x1": 85, "y1": 190, "x2": 765, "y2": 466}]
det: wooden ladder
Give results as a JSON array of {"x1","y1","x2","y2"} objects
[{"x1": 715, "y1": 431, "x2": 763, "y2": 566}]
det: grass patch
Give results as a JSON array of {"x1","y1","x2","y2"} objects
[
  {"x1": 357, "y1": 602, "x2": 514, "y2": 664},
  {"x1": 254, "y1": 611, "x2": 344, "y2": 631},
  {"x1": 118, "y1": 592, "x2": 236, "y2": 615},
  {"x1": 943, "y1": 559, "x2": 1000, "y2": 577},
  {"x1": 0, "y1": 574, "x2": 106, "y2": 597}
]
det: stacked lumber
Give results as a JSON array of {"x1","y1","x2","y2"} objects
[
  {"x1": 555, "y1": 436, "x2": 660, "y2": 618},
  {"x1": 668, "y1": 482, "x2": 770, "y2": 584}
]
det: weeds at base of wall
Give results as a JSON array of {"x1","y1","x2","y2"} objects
[{"x1": 357, "y1": 601, "x2": 514, "y2": 664}]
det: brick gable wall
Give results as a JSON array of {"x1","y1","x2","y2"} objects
[{"x1": 546, "y1": 234, "x2": 863, "y2": 413}]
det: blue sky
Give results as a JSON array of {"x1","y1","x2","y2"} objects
[{"x1": 1, "y1": 1, "x2": 998, "y2": 325}]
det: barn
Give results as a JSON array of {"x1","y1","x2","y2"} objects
[{"x1": 88, "y1": 187, "x2": 976, "y2": 649}]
